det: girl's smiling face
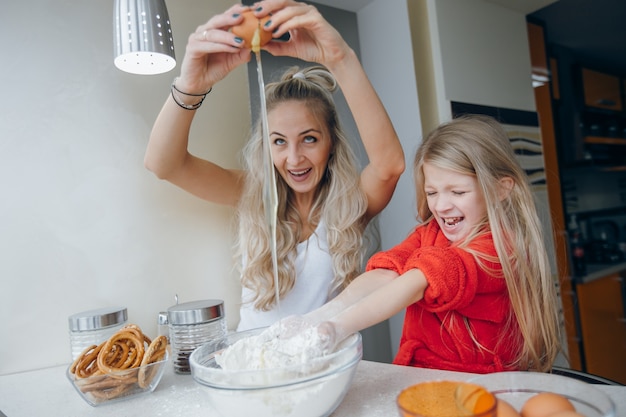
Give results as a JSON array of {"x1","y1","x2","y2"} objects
[
  {"x1": 423, "y1": 162, "x2": 487, "y2": 242},
  {"x1": 268, "y1": 101, "x2": 332, "y2": 200}
]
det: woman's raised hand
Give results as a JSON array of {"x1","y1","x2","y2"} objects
[
  {"x1": 254, "y1": 0, "x2": 351, "y2": 68},
  {"x1": 176, "y1": 0, "x2": 352, "y2": 95},
  {"x1": 175, "y1": 4, "x2": 253, "y2": 95}
]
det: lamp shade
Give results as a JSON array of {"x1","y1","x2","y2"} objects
[{"x1": 114, "y1": 0, "x2": 176, "y2": 75}]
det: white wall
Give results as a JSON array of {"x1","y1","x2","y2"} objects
[
  {"x1": 1, "y1": 0, "x2": 247, "y2": 374},
  {"x1": 357, "y1": 0, "x2": 421, "y2": 357},
  {"x1": 431, "y1": 0, "x2": 537, "y2": 117}
]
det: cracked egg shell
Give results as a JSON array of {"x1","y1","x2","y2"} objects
[{"x1": 232, "y1": 10, "x2": 272, "y2": 49}]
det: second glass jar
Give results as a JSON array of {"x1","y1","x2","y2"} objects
[{"x1": 167, "y1": 299, "x2": 226, "y2": 374}]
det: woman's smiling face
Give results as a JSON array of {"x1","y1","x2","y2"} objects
[
  {"x1": 423, "y1": 162, "x2": 487, "y2": 242},
  {"x1": 268, "y1": 100, "x2": 332, "y2": 199}
]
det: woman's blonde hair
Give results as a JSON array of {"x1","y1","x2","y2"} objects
[
  {"x1": 413, "y1": 115, "x2": 561, "y2": 372},
  {"x1": 235, "y1": 66, "x2": 368, "y2": 311}
]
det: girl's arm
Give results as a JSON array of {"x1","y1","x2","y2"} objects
[
  {"x1": 296, "y1": 268, "x2": 427, "y2": 348},
  {"x1": 263, "y1": 267, "x2": 426, "y2": 351},
  {"x1": 329, "y1": 268, "x2": 427, "y2": 338},
  {"x1": 304, "y1": 269, "x2": 399, "y2": 323}
]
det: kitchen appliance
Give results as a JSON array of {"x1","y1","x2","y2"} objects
[
  {"x1": 587, "y1": 240, "x2": 625, "y2": 264},
  {"x1": 587, "y1": 220, "x2": 624, "y2": 263},
  {"x1": 592, "y1": 220, "x2": 620, "y2": 242}
]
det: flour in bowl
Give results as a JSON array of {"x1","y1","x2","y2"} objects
[{"x1": 215, "y1": 324, "x2": 332, "y2": 371}]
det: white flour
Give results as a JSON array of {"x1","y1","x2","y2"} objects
[
  {"x1": 215, "y1": 325, "x2": 331, "y2": 371},
  {"x1": 207, "y1": 328, "x2": 360, "y2": 417}
]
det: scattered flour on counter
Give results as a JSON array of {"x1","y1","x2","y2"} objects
[{"x1": 215, "y1": 325, "x2": 331, "y2": 371}]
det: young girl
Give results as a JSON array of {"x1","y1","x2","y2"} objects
[
  {"x1": 144, "y1": 1, "x2": 404, "y2": 331},
  {"x1": 275, "y1": 115, "x2": 561, "y2": 373}
]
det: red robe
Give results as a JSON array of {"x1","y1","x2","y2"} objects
[{"x1": 366, "y1": 221, "x2": 521, "y2": 373}]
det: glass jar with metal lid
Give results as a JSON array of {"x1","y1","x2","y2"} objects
[
  {"x1": 167, "y1": 299, "x2": 226, "y2": 374},
  {"x1": 68, "y1": 306, "x2": 128, "y2": 360}
]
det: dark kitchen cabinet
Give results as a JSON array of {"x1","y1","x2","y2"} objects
[
  {"x1": 577, "y1": 68, "x2": 626, "y2": 166},
  {"x1": 581, "y1": 69, "x2": 622, "y2": 111},
  {"x1": 561, "y1": 66, "x2": 626, "y2": 277},
  {"x1": 528, "y1": 16, "x2": 626, "y2": 379},
  {"x1": 554, "y1": 65, "x2": 626, "y2": 166},
  {"x1": 576, "y1": 273, "x2": 626, "y2": 384}
]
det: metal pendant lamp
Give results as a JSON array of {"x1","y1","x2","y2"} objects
[{"x1": 113, "y1": 0, "x2": 176, "y2": 75}]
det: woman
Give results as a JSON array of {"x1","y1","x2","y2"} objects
[
  {"x1": 271, "y1": 115, "x2": 562, "y2": 373},
  {"x1": 145, "y1": 1, "x2": 405, "y2": 330}
]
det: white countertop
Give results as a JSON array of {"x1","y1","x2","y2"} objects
[{"x1": 1, "y1": 360, "x2": 624, "y2": 416}]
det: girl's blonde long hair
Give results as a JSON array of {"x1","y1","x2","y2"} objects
[
  {"x1": 413, "y1": 115, "x2": 561, "y2": 372},
  {"x1": 235, "y1": 66, "x2": 368, "y2": 311}
]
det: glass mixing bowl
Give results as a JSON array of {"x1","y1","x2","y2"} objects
[
  {"x1": 470, "y1": 371, "x2": 616, "y2": 417},
  {"x1": 189, "y1": 327, "x2": 362, "y2": 417}
]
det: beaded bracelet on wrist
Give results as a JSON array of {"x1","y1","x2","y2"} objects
[{"x1": 170, "y1": 77, "x2": 212, "y2": 111}]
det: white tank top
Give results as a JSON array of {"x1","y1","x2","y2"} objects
[{"x1": 237, "y1": 221, "x2": 334, "y2": 331}]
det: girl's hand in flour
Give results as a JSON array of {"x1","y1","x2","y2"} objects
[
  {"x1": 260, "y1": 315, "x2": 314, "y2": 341},
  {"x1": 260, "y1": 316, "x2": 342, "y2": 355},
  {"x1": 312, "y1": 321, "x2": 343, "y2": 354}
]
